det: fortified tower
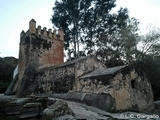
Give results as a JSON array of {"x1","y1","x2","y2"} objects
[{"x1": 16, "y1": 19, "x2": 64, "y2": 95}]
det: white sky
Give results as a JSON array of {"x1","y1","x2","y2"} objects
[{"x1": 0, "y1": 0, "x2": 160, "y2": 58}]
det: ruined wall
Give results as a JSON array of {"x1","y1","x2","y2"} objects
[
  {"x1": 34, "y1": 56, "x2": 105, "y2": 95},
  {"x1": 35, "y1": 64, "x2": 75, "y2": 94},
  {"x1": 75, "y1": 56, "x2": 105, "y2": 78},
  {"x1": 73, "y1": 69, "x2": 154, "y2": 112}
]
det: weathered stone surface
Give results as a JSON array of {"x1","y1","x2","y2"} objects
[
  {"x1": 5, "y1": 73, "x2": 18, "y2": 95},
  {"x1": 17, "y1": 64, "x2": 37, "y2": 97},
  {"x1": 51, "y1": 92, "x2": 116, "y2": 112},
  {"x1": 66, "y1": 101, "x2": 110, "y2": 120},
  {"x1": 0, "y1": 94, "x2": 16, "y2": 114},
  {"x1": 73, "y1": 66, "x2": 154, "y2": 112},
  {"x1": 0, "y1": 94, "x2": 159, "y2": 120},
  {"x1": 154, "y1": 101, "x2": 160, "y2": 110},
  {"x1": 31, "y1": 56, "x2": 105, "y2": 95},
  {"x1": 55, "y1": 115, "x2": 76, "y2": 120},
  {"x1": 5, "y1": 98, "x2": 32, "y2": 115},
  {"x1": 20, "y1": 102, "x2": 42, "y2": 119},
  {"x1": 42, "y1": 100, "x2": 73, "y2": 120},
  {"x1": 75, "y1": 56, "x2": 105, "y2": 78},
  {"x1": 36, "y1": 63, "x2": 75, "y2": 94}
]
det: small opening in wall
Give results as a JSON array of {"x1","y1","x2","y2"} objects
[{"x1": 131, "y1": 80, "x2": 136, "y2": 89}]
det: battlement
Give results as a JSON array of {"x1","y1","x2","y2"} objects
[{"x1": 29, "y1": 19, "x2": 64, "y2": 41}]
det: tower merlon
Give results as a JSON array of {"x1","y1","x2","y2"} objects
[
  {"x1": 58, "y1": 29, "x2": 64, "y2": 41},
  {"x1": 29, "y1": 19, "x2": 36, "y2": 33},
  {"x1": 37, "y1": 25, "x2": 41, "y2": 35},
  {"x1": 48, "y1": 29, "x2": 52, "y2": 38},
  {"x1": 43, "y1": 27, "x2": 47, "y2": 37},
  {"x1": 20, "y1": 30, "x2": 25, "y2": 38}
]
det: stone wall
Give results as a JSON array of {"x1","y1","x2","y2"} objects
[
  {"x1": 35, "y1": 63, "x2": 75, "y2": 94},
  {"x1": 34, "y1": 56, "x2": 105, "y2": 95},
  {"x1": 73, "y1": 68, "x2": 154, "y2": 112}
]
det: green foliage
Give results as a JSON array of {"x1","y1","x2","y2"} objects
[
  {"x1": 51, "y1": 0, "x2": 139, "y2": 64},
  {"x1": 0, "y1": 57, "x2": 18, "y2": 93},
  {"x1": 135, "y1": 55, "x2": 160, "y2": 100},
  {"x1": 52, "y1": 0, "x2": 117, "y2": 58},
  {"x1": 96, "y1": 9, "x2": 139, "y2": 65}
]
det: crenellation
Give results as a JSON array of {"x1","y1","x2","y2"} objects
[
  {"x1": 48, "y1": 29, "x2": 52, "y2": 38},
  {"x1": 29, "y1": 19, "x2": 36, "y2": 33},
  {"x1": 20, "y1": 30, "x2": 25, "y2": 38},
  {"x1": 32, "y1": 24, "x2": 64, "y2": 41},
  {"x1": 43, "y1": 27, "x2": 47, "y2": 37},
  {"x1": 37, "y1": 25, "x2": 41, "y2": 35},
  {"x1": 52, "y1": 30, "x2": 57, "y2": 40},
  {"x1": 58, "y1": 29, "x2": 64, "y2": 41}
]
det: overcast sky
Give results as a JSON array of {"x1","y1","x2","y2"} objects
[{"x1": 0, "y1": 0, "x2": 160, "y2": 58}]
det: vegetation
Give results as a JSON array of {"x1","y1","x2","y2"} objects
[
  {"x1": 51, "y1": 0, "x2": 139, "y2": 63},
  {"x1": 0, "y1": 57, "x2": 18, "y2": 93}
]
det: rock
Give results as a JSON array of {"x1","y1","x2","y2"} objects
[
  {"x1": 66, "y1": 101, "x2": 110, "y2": 120},
  {"x1": 154, "y1": 101, "x2": 160, "y2": 109},
  {"x1": 51, "y1": 92, "x2": 116, "y2": 112},
  {"x1": 5, "y1": 98, "x2": 32, "y2": 115},
  {"x1": 55, "y1": 115, "x2": 76, "y2": 120},
  {"x1": 42, "y1": 100, "x2": 73, "y2": 120},
  {"x1": 16, "y1": 64, "x2": 37, "y2": 97},
  {"x1": 0, "y1": 94, "x2": 16, "y2": 114},
  {"x1": 20, "y1": 102, "x2": 42, "y2": 119},
  {"x1": 0, "y1": 57, "x2": 18, "y2": 93}
]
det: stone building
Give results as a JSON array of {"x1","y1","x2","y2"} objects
[
  {"x1": 6, "y1": 19, "x2": 154, "y2": 112},
  {"x1": 73, "y1": 65, "x2": 154, "y2": 111}
]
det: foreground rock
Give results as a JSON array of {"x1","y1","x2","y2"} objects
[
  {"x1": 0, "y1": 94, "x2": 160, "y2": 120},
  {"x1": 5, "y1": 98, "x2": 32, "y2": 115},
  {"x1": 0, "y1": 94, "x2": 16, "y2": 114},
  {"x1": 43, "y1": 100, "x2": 73, "y2": 120},
  {"x1": 20, "y1": 102, "x2": 42, "y2": 119},
  {"x1": 51, "y1": 92, "x2": 116, "y2": 112}
]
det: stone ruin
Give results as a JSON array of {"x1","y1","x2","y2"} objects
[{"x1": 5, "y1": 19, "x2": 154, "y2": 113}]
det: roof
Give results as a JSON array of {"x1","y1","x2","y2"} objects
[{"x1": 80, "y1": 65, "x2": 127, "y2": 79}]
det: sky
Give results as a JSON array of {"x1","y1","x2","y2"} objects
[{"x1": 0, "y1": 0, "x2": 160, "y2": 58}]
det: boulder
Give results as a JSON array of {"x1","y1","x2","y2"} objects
[
  {"x1": 42, "y1": 100, "x2": 73, "y2": 120},
  {"x1": 0, "y1": 94, "x2": 16, "y2": 114},
  {"x1": 20, "y1": 102, "x2": 42, "y2": 119},
  {"x1": 51, "y1": 92, "x2": 116, "y2": 112},
  {"x1": 5, "y1": 98, "x2": 32, "y2": 115},
  {"x1": 55, "y1": 115, "x2": 76, "y2": 120}
]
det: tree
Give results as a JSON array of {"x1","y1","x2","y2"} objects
[
  {"x1": 52, "y1": 0, "x2": 140, "y2": 65},
  {"x1": 136, "y1": 30, "x2": 160, "y2": 61},
  {"x1": 51, "y1": 0, "x2": 117, "y2": 59},
  {"x1": 95, "y1": 8, "x2": 139, "y2": 66},
  {"x1": 134, "y1": 29, "x2": 160, "y2": 100},
  {"x1": 52, "y1": 0, "x2": 92, "y2": 58}
]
